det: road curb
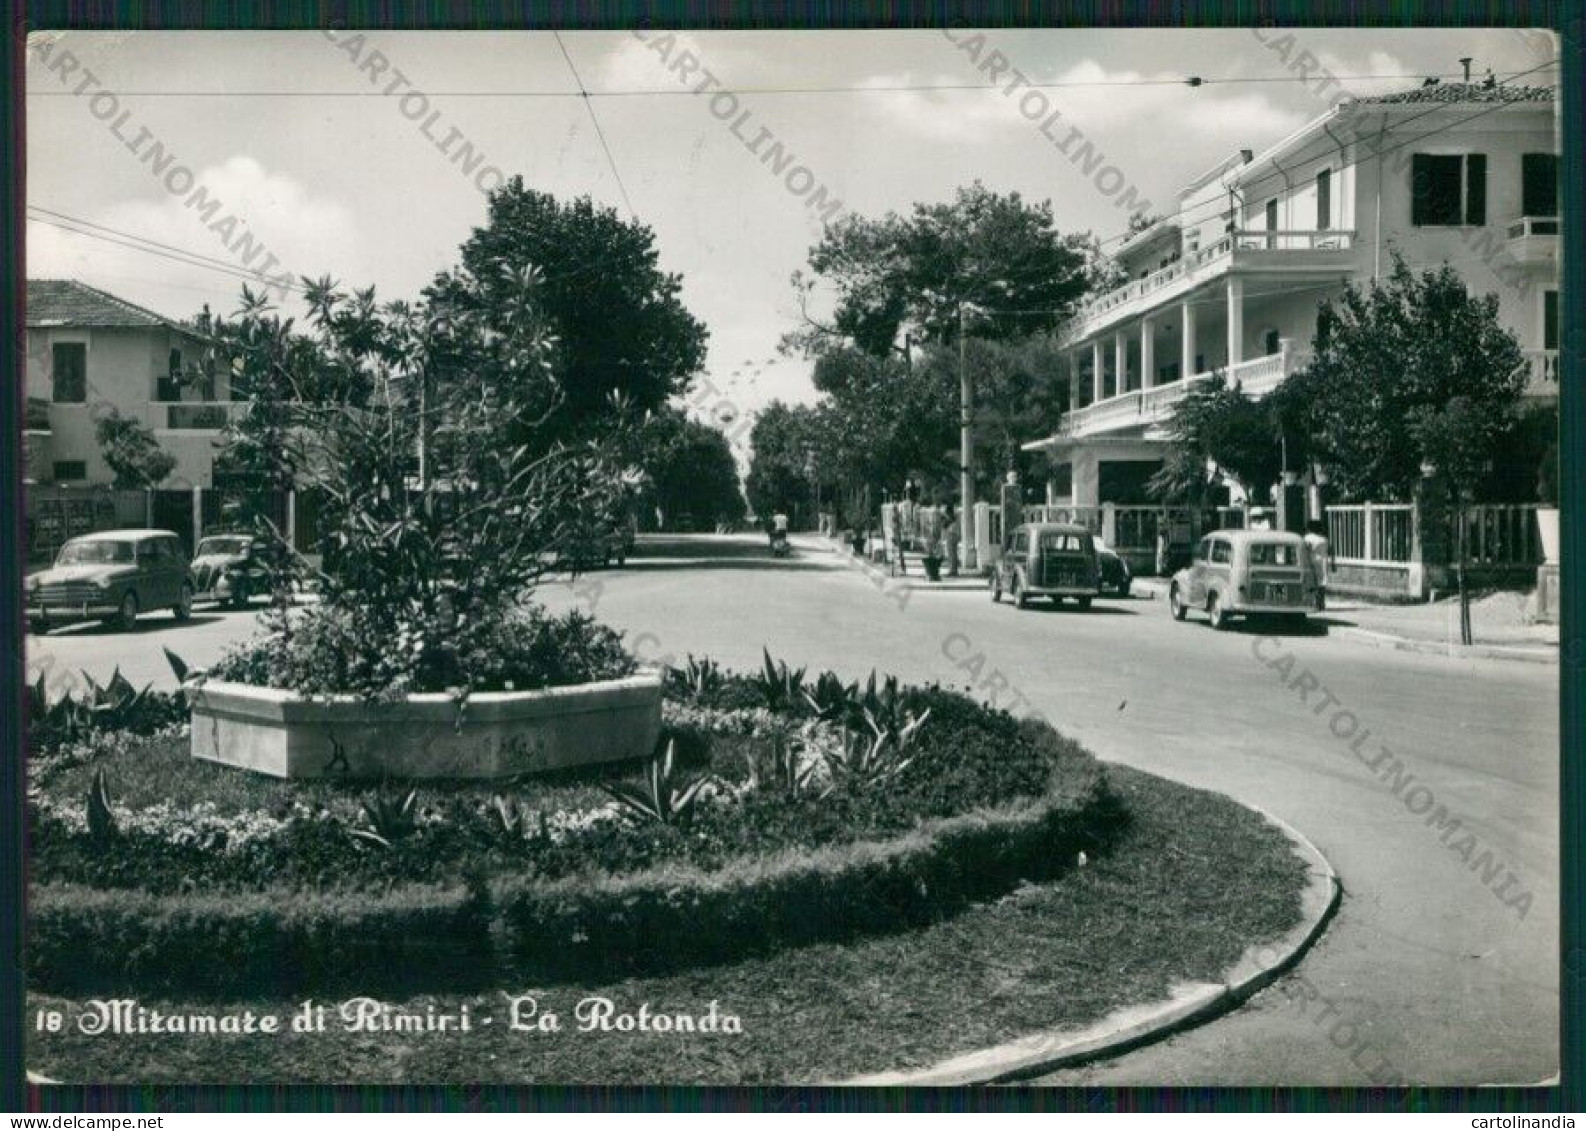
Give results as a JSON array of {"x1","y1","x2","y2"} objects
[
  {"x1": 837, "y1": 804, "x2": 1340, "y2": 1087},
  {"x1": 1334, "y1": 625, "x2": 1559, "y2": 665}
]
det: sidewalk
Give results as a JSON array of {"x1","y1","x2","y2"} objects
[{"x1": 1137, "y1": 576, "x2": 1557, "y2": 663}]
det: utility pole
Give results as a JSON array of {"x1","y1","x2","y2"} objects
[{"x1": 959, "y1": 302, "x2": 976, "y2": 570}]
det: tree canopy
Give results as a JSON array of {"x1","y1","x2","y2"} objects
[
  {"x1": 426, "y1": 179, "x2": 709, "y2": 438},
  {"x1": 785, "y1": 182, "x2": 1092, "y2": 361},
  {"x1": 95, "y1": 408, "x2": 177, "y2": 489},
  {"x1": 1291, "y1": 254, "x2": 1526, "y2": 501},
  {"x1": 635, "y1": 409, "x2": 746, "y2": 530}
]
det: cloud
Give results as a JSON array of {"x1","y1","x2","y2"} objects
[{"x1": 30, "y1": 156, "x2": 360, "y2": 316}]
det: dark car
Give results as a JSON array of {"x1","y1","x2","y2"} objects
[
  {"x1": 26, "y1": 530, "x2": 193, "y2": 633},
  {"x1": 1094, "y1": 538, "x2": 1132, "y2": 597},
  {"x1": 989, "y1": 521, "x2": 1101, "y2": 610},
  {"x1": 191, "y1": 533, "x2": 280, "y2": 608}
]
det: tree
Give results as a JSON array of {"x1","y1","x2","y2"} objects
[
  {"x1": 637, "y1": 410, "x2": 746, "y2": 529},
  {"x1": 1148, "y1": 374, "x2": 1303, "y2": 506},
  {"x1": 95, "y1": 409, "x2": 177, "y2": 489},
  {"x1": 1294, "y1": 253, "x2": 1526, "y2": 500},
  {"x1": 426, "y1": 180, "x2": 708, "y2": 438},
  {"x1": 786, "y1": 182, "x2": 1092, "y2": 361},
  {"x1": 745, "y1": 403, "x2": 822, "y2": 521}
]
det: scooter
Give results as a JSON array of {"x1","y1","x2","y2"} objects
[{"x1": 770, "y1": 531, "x2": 791, "y2": 558}]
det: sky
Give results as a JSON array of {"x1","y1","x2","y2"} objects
[{"x1": 25, "y1": 27, "x2": 1557, "y2": 456}]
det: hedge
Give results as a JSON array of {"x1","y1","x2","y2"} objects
[
  {"x1": 28, "y1": 782, "x2": 1126, "y2": 997},
  {"x1": 494, "y1": 780, "x2": 1128, "y2": 981},
  {"x1": 28, "y1": 882, "x2": 491, "y2": 997}
]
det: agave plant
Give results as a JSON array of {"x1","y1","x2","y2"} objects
[
  {"x1": 86, "y1": 767, "x2": 117, "y2": 840},
  {"x1": 602, "y1": 739, "x2": 713, "y2": 825},
  {"x1": 753, "y1": 647, "x2": 807, "y2": 712},
  {"x1": 745, "y1": 730, "x2": 821, "y2": 797},
  {"x1": 491, "y1": 795, "x2": 551, "y2": 844},
  {"x1": 674, "y1": 654, "x2": 724, "y2": 703},
  {"x1": 349, "y1": 786, "x2": 420, "y2": 848},
  {"x1": 803, "y1": 670, "x2": 858, "y2": 724}
]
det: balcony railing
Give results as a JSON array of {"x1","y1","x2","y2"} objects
[
  {"x1": 1507, "y1": 216, "x2": 1559, "y2": 239},
  {"x1": 1522, "y1": 348, "x2": 1559, "y2": 390},
  {"x1": 1072, "y1": 229, "x2": 1355, "y2": 330},
  {"x1": 1050, "y1": 346, "x2": 1310, "y2": 442},
  {"x1": 165, "y1": 402, "x2": 240, "y2": 430}
]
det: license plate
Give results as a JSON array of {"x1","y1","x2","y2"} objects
[{"x1": 1255, "y1": 583, "x2": 1294, "y2": 603}]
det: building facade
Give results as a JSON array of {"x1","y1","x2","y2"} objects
[
  {"x1": 1024, "y1": 82, "x2": 1560, "y2": 509},
  {"x1": 24, "y1": 279, "x2": 238, "y2": 489}
]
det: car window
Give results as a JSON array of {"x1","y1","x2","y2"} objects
[
  {"x1": 1194, "y1": 537, "x2": 1211, "y2": 563},
  {"x1": 57, "y1": 540, "x2": 132, "y2": 565},
  {"x1": 1249, "y1": 542, "x2": 1300, "y2": 566},
  {"x1": 1038, "y1": 531, "x2": 1086, "y2": 553},
  {"x1": 1210, "y1": 540, "x2": 1232, "y2": 565}
]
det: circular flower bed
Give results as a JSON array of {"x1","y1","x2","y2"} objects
[{"x1": 28, "y1": 655, "x2": 1127, "y2": 996}]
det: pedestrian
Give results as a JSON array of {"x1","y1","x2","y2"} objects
[
  {"x1": 1304, "y1": 520, "x2": 1330, "y2": 611},
  {"x1": 943, "y1": 503, "x2": 961, "y2": 576}
]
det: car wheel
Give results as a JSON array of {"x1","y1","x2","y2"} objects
[
  {"x1": 1208, "y1": 593, "x2": 1229, "y2": 631},
  {"x1": 1075, "y1": 596, "x2": 1092, "y2": 611},
  {"x1": 114, "y1": 592, "x2": 139, "y2": 632},
  {"x1": 1118, "y1": 579, "x2": 1130, "y2": 598},
  {"x1": 173, "y1": 584, "x2": 193, "y2": 622},
  {"x1": 1169, "y1": 584, "x2": 1187, "y2": 621},
  {"x1": 29, "y1": 617, "x2": 49, "y2": 636},
  {"x1": 1013, "y1": 573, "x2": 1030, "y2": 609},
  {"x1": 229, "y1": 579, "x2": 250, "y2": 609},
  {"x1": 989, "y1": 573, "x2": 1002, "y2": 603}
]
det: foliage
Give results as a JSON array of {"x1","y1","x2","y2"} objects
[
  {"x1": 425, "y1": 179, "x2": 708, "y2": 437},
  {"x1": 671, "y1": 655, "x2": 725, "y2": 703},
  {"x1": 601, "y1": 739, "x2": 715, "y2": 826},
  {"x1": 752, "y1": 648, "x2": 807, "y2": 711},
  {"x1": 94, "y1": 408, "x2": 177, "y2": 489},
  {"x1": 785, "y1": 181, "x2": 1092, "y2": 359},
  {"x1": 1148, "y1": 374, "x2": 1297, "y2": 503},
  {"x1": 206, "y1": 605, "x2": 636, "y2": 698},
  {"x1": 27, "y1": 667, "x2": 188, "y2": 755},
  {"x1": 1294, "y1": 253, "x2": 1526, "y2": 501},
  {"x1": 86, "y1": 769, "x2": 116, "y2": 841},
  {"x1": 350, "y1": 787, "x2": 420, "y2": 849},
  {"x1": 215, "y1": 269, "x2": 642, "y2": 697},
  {"x1": 631, "y1": 409, "x2": 746, "y2": 529}
]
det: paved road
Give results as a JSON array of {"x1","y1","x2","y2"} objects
[{"x1": 26, "y1": 534, "x2": 1559, "y2": 1085}]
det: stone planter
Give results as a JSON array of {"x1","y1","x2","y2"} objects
[
  {"x1": 188, "y1": 668, "x2": 664, "y2": 779},
  {"x1": 1537, "y1": 506, "x2": 1560, "y2": 565}
]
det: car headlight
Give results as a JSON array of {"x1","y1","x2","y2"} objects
[
  {"x1": 94, "y1": 576, "x2": 113, "y2": 590},
  {"x1": 25, "y1": 575, "x2": 39, "y2": 592}
]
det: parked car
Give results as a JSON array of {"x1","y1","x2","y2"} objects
[
  {"x1": 191, "y1": 533, "x2": 280, "y2": 608},
  {"x1": 990, "y1": 521, "x2": 1101, "y2": 610},
  {"x1": 1093, "y1": 537, "x2": 1132, "y2": 597},
  {"x1": 26, "y1": 529, "x2": 193, "y2": 634},
  {"x1": 1168, "y1": 529, "x2": 1319, "y2": 630}
]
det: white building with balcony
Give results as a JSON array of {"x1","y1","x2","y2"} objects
[
  {"x1": 24, "y1": 279, "x2": 241, "y2": 488},
  {"x1": 1024, "y1": 82, "x2": 1560, "y2": 508}
]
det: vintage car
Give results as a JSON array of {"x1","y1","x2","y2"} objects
[
  {"x1": 191, "y1": 533, "x2": 279, "y2": 608},
  {"x1": 1093, "y1": 537, "x2": 1132, "y2": 597},
  {"x1": 1169, "y1": 529, "x2": 1320, "y2": 630},
  {"x1": 989, "y1": 521, "x2": 1101, "y2": 610},
  {"x1": 26, "y1": 529, "x2": 193, "y2": 634}
]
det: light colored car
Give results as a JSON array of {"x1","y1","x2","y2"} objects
[
  {"x1": 1169, "y1": 529, "x2": 1319, "y2": 630},
  {"x1": 990, "y1": 521, "x2": 1101, "y2": 610},
  {"x1": 26, "y1": 529, "x2": 194, "y2": 633}
]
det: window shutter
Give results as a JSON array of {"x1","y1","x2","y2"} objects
[
  {"x1": 1465, "y1": 153, "x2": 1487, "y2": 226},
  {"x1": 1316, "y1": 168, "x2": 1332, "y2": 230}
]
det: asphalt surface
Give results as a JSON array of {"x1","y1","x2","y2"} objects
[{"x1": 25, "y1": 533, "x2": 1560, "y2": 1086}]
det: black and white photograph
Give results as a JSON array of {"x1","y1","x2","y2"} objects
[{"x1": 10, "y1": 16, "x2": 1575, "y2": 1103}]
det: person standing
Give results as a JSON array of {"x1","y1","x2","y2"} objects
[
  {"x1": 1304, "y1": 520, "x2": 1330, "y2": 611},
  {"x1": 942, "y1": 502, "x2": 961, "y2": 576}
]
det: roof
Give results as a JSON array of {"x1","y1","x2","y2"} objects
[
  {"x1": 1015, "y1": 520, "x2": 1091, "y2": 532},
  {"x1": 64, "y1": 528, "x2": 181, "y2": 543},
  {"x1": 1351, "y1": 82, "x2": 1555, "y2": 106},
  {"x1": 26, "y1": 279, "x2": 207, "y2": 339}
]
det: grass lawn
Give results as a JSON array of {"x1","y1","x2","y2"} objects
[{"x1": 27, "y1": 765, "x2": 1308, "y2": 1085}]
